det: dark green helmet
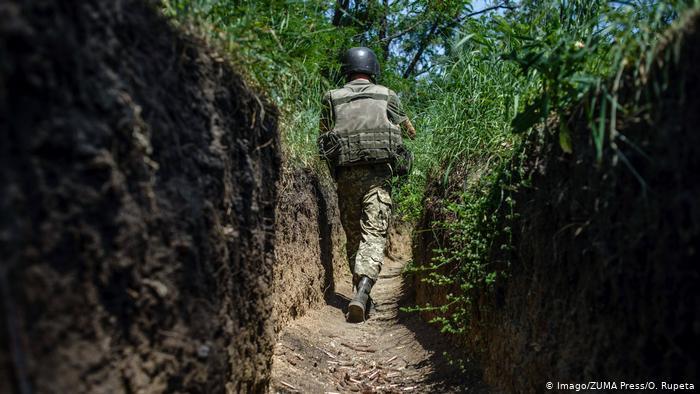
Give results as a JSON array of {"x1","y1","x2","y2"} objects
[{"x1": 341, "y1": 47, "x2": 380, "y2": 80}]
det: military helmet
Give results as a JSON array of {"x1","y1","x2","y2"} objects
[{"x1": 341, "y1": 47, "x2": 380, "y2": 80}]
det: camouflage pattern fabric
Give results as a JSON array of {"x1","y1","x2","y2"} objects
[{"x1": 336, "y1": 163, "x2": 393, "y2": 282}]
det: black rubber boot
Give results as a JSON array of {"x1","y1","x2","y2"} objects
[{"x1": 347, "y1": 276, "x2": 374, "y2": 323}]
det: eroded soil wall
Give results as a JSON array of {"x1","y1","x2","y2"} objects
[
  {"x1": 0, "y1": 1, "x2": 279, "y2": 392},
  {"x1": 272, "y1": 166, "x2": 349, "y2": 332},
  {"x1": 414, "y1": 10, "x2": 700, "y2": 392}
]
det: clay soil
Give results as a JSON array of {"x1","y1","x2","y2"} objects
[
  {"x1": 1, "y1": 1, "x2": 279, "y2": 392},
  {"x1": 269, "y1": 226, "x2": 488, "y2": 393}
]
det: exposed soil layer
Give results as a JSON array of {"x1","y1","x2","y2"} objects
[
  {"x1": 272, "y1": 166, "x2": 348, "y2": 333},
  {"x1": 414, "y1": 10, "x2": 700, "y2": 392},
  {"x1": 269, "y1": 227, "x2": 487, "y2": 393},
  {"x1": 0, "y1": 1, "x2": 279, "y2": 393}
]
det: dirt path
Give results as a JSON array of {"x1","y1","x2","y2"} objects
[{"x1": 269, "y1": 242, "x2": 487, "y2": 393}]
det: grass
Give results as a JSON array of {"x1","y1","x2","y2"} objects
[
  {"x1": 393, "y1": 17, "x2": 532, "y2": 220},
  {"x1": 161, "y1": 0, "x2": 355, "y2": 169}
]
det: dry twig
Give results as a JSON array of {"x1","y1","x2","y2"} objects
[
  {"x1": 280, "y1": 380, "x2": 298, "y2": 390},
  {"x1": 316, "y1": 346, "x2": 337, "y2": 359},
  {"x1": 341, "y1": 342, "x2": 376, "y2": 353}
]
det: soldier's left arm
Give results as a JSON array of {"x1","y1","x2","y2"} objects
[
  {"x1": 320, "y1": 92, "x2": 333, "y2": 134},
  {"x1": 319, "y1": 91, "x2": 338, "y2": 180}
]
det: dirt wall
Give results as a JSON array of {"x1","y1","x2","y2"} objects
[
  {"x1": 0, "y1": 1, "x2": 280, "y2": 393},
  {"x1": 271, "y1": 166, "x2": 349, "y2": 332},
  {"x1": 413, "y1": 10, "x2": 700, "y2": 392}
]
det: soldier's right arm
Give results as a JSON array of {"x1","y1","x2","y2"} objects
[
  {"x1": 400, "y1": 119, "x2": 416, "y2": 140},
  {"x1": 387, "y1": 90, "x2": 416, "y2": 140}
]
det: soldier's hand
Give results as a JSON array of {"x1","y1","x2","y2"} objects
[{"x1": 401, "y1": 119, "x2": 416, "y2": 140}]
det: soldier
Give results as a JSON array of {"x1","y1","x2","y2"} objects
[{"x1": 318, "y1": 47, "x2": 416, "y2": 323}]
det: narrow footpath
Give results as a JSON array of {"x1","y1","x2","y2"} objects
[{"x1": 269, "y1": 235, "x2": 487, "y2": 393}]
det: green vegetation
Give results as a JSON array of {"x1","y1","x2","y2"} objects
[
  {"x1": 162, "y1": 0, "x2": 349, "y2": 166},
  {"x1": 162, "y1": 0, "x2": 697, "y2": 335},
  {"x1": 401, "y1": 0, "x2": 696, "y2": 336},
  {"x1": 161, "y1": 0, "x2": 485, "y2": 167}
]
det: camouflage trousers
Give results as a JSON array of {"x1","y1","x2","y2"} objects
[{"x1": 336, "y1": 164, "x2": 393, "y2": 282}]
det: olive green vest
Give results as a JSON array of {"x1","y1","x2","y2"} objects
[{"x1": 329, "y1": 84, "x2": 403, "y2": 167}]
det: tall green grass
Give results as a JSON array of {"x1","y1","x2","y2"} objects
[{"x1": 162, "y1": 0, "x2": 358, "y2": 168}]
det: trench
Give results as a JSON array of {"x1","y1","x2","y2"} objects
[
  {"x1": 1, "y1": 1, "x2": 698, "y2": 393},
  {"x1": 268, "y1": 222, "x2": 486, "y2": 393}
]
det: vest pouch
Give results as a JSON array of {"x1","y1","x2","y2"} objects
[{"x1": 334, "y1": 128, "x2": 396, "y2": 166}]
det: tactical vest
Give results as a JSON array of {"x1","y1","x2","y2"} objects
[{"x1": 328, "y1": 84, "x2": 403, "y2": 167}]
